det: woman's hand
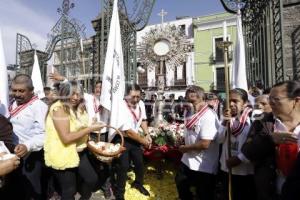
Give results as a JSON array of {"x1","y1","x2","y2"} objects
[
  {"x1": 89, "y1": 122, "x2": 106, "y2": 132},
  {"x1": 270, "y1": 132, "x2": 298, "y2": 144},
  {"x1": 0, "y1": 155, "x2": 20, "y2": 176}
]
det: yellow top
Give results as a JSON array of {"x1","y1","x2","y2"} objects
[{"x1": 44, "y1": 101, "x2": 89, "y2": 170}]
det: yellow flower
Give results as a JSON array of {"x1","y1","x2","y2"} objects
[{"x1": 125, "y1": 161, "x2": 178, "y2": 200}]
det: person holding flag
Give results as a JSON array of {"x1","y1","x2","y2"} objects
[
  {"x1": 175, "y1": 85, "x2": 219, "y2": 200},
  {"x1": 218, "y1": 88, "x2": 256, "y2": 200}
]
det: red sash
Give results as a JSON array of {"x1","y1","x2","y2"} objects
[
  {"x1": 274, "y1": 122, "x2": 299, "y2": 176},
  {"x1": 9, "y1": 96, "x2": 38, "y2": 118},
  {"x1": 93, "y1": 96, "x2": 100, "y2": 113},
  {"x1": 126, "y1": 102, "x2": 142, "y2": 123},
  {"x1": 231, "y1": 107, "x2": 252, "y2": 137},
  {"x1": 185, "y1": 104, "x2": 209, "y2": 130},
  {"x1": 277, "y1": 143, "x2": 298, "y2": 176}
]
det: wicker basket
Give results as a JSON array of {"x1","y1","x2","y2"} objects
[{"x1": 87, "y1": 125, "x2": 125, "y2": 163}]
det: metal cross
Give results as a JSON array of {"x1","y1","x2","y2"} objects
[{"x1": 158, "y1": 9, "x2": 168, "y2": 25}]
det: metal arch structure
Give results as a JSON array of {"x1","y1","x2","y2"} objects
[
  {"x1": 42, "y1": 0, "x2": 86, "y2": 77},
  {"x1": 93, "y1": 0, "x2": 155, "y2": 83},
  {"x1": 16, "y1": 33, "x2": 33, "y2": 67},
  {"x1": 44, "y1": 17, "x2": 86, "y2": 62},
  {"x1": 119, "y1": 0, "x2": 155, "y2": 31},
  {"x1": 221, "y1": 0, "x2": 285, "y2": 89}
]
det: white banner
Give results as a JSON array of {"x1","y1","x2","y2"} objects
[
  {"x1": 0, "y1": 30, "x2": 9, "y2": 117},
  {"x1": 100, "y1": 0, "x2": 125, "y2": 141},
  {"x1": 31, "y1": 51, "x2": 45, "y2": 99},
  {"x1": 231, "y1": 10, "x2": 248, "y2": 91}
]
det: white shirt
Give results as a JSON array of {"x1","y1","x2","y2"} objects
[
  {"x1": 84, "y1": 93, "x2": 101, "y2": 123},
  {"x1": 218, "y1": 117, "x2": 254, "y2": 175},
  {"x1": 10, "y1": 99, "x2": 48, "y2": 152},
  {"x1": 121, "y1": 100, "x2": 147, "y2": 133},
  {"x1": 181, "y1": 109, "x2": 220, "y2": 174}
]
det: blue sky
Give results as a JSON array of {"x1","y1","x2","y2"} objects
[{"x1": 0, "y1": 0, "x2": 225, "y2": 64}]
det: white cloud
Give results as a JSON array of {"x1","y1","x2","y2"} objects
[{"x1": 0, "y1": 0, "x2": 56, "y2": 64}]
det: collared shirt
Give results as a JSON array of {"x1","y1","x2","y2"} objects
[
  {"x1": 218, "y1": 117, "x2": 254, "y2": 175},
  {"x1": 121, "y1": 100, "x2": 147, "y2": 133},
  {"x1": 181, "y1": 109, "x2": 220, "y2": 174},
  {"x1": 10, "y1": 99, "x2": 48, "y2": 152}
]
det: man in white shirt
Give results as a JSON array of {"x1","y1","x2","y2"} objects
[
  {"x1": 7, "y1": 74, "x2": 48, "y2": 200},
  {"x1": 112, "y1": 84, "x2": 151, "y2": 200},
  {"x1": 175, "y1": 85, "x2": 219, "y2": 200}
]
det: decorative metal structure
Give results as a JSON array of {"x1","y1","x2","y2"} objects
[
  {"x1": 16, "y1": 33, "x2": 33, "y2": 67},
  {"x1": 220, "y1": 0, "x2": 286, "y2": 88},
  {"x1": 137, "y1": 22, "x2": 192, "y2": 124},
  {"x1": 16, "y1": 0, "x2": 87, "y2": 86},
  {"x1": 44, "y1": 0, "x2": 86, "y2": 79},
  {"x1": 91, "y1": 0, "x2": 155, "y2": 84},
  {"x1": 16, "y1": 33, "x2": 48, "y2": 80},
  {"x1": 138, "y1": 24, "x2": 192, "y2": 75}
]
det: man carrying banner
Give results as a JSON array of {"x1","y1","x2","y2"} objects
[
  {"x1": 175, "y1": 85, "x2": 219, "y2": 200},
  {"x1": 7, "y1": 74, "x2": 48, "y2": 200}
]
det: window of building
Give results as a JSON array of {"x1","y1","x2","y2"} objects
[
  {"x1": 179, "y1": 24, "x2": 186, "y2": 34},
  {"x1": 214, "y1": 37, "x2": 224, "y2": 62},
  {"x1": 216, "y1": 67, "x2": 225, "y2": 91}
]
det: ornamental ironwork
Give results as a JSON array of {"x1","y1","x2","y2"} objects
[
  {"x1": 44, "y1": 0, "x2": 86, "y2": 63},
  {"x1": 92, "y1": 0, "x2": 155, "y2": 83},
  {"x1": 221, "y1": 0, "x2": 285, "y2": 88},
  {"x1": 137, "y1": 24, "x2": 192, "y2": 72}
]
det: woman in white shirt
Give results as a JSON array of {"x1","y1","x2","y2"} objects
[{"x1": 218, "y1": 88, "x2": 255, "y2": 200}]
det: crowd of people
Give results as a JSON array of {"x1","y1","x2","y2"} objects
[{"x1": 0, "y1": 71, "x2": 299, "y2": 200}]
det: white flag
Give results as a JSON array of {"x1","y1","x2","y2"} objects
[
  {"x1": 232, "y1": 10, "x2": 248, "y2": 91},
  {"x1": 31, "y1": 51, "x2": 45, "y2": 99},
  {"x1": 0, "y1": 30, "x2": 9, "y2": 117},
  {"x1": 100, "y1": 0, "x2": 125, "y2": 141}
]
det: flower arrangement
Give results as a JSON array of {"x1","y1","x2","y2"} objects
[{"x1": 148, "y1": 122, "x2": 185, "y2": 147}]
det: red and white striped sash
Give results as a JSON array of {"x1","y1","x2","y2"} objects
[
  {"x1": 93, "y1": 96, "x2": 100, "y2": 113},
  {"x1": 230, "y1": 107, "x2": 252, "y2": 137},
  {"x1": 9, "y1": 96, "x2": 38, "y2": 118},
  {"x1": 126, "y1": 102, "x2": 142, "y2": 123},
  {"x1": 185, "y1": 104, "x2": 209, "y2": 130}
]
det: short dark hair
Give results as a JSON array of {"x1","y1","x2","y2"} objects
[
  {"x1": 44, "y1": 87, "x2": 51, "y2": 92},
  {"x1": 230, "y1": 88, "x2": 248, "y2": 102},
  {"x1": 186, "y1": 85, "x2": 205, "y2": 100},
  {"x1": 12, "y1": 74, "x2": 34, "y2": 91},
  {"x1": 125, "y1": 83, "x2": 141, "y2": 95},
  {"x1": 273, "y1": 80, "x2": 300, "y2": 99},
  {"x1": 93, "y1": 80, "x2": 102, "y2": 92}
]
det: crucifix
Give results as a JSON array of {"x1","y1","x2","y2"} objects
[{"x1": 158, "y1": 9, "x2": 167, "y2": 25}]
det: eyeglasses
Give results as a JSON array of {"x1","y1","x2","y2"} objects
[{"x1": 269, "y1": 96, "x2": 291, "y2": 103}]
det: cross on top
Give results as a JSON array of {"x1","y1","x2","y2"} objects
[{"x1": 158, "y1": 9, "x2": 168, "y2": 25}]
